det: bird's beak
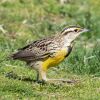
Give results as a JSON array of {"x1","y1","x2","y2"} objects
[{"x1": 83, "y1": 28, "x2": 89, "y2": 33}]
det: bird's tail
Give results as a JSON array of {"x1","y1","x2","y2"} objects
[{"x1": 10, "y1": 51, "x2": 23, "y2": 60}]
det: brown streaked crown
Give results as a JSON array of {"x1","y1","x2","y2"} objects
[{"x1": 61, "y1": 26, "x2": 83, "y2": 35}]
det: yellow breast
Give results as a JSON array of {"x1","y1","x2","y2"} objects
[{"x1": 42, "y1": 48, "x2": 67, "y2": 71}]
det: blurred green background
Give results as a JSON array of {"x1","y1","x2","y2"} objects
[{"x1": 0, "y1": 0, "x2": 100, "y2": 99}]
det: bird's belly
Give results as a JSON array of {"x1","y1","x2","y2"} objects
[{"x1": 42, "y1": 48, "x2": 67, "y2": 71}]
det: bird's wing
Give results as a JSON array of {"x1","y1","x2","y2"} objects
[{"x1": 11, "y1": 38, "x2": 59, "y2": 62}]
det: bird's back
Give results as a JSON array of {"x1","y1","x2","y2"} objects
[{"x1": 11, "y1": 36, "x2": 63, "y2": 63}]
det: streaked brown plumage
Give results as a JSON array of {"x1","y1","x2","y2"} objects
[{"x1": 11, "y1": 36, "x2": 63, "y2": 62}]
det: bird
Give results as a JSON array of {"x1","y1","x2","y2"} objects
[{"x1": 11, "y1": 26, "x2": 88, "y2": 83}]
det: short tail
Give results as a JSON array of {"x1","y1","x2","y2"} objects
[
  {"x1": 10, "y1": 52, "x2": 20, "y2": 60},
  {"x1": 10, "y1": 50, "x2": 26, "y2": 60}
]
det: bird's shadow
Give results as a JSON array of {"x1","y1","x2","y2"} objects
[{"x1": 5, "y1": 71, "x2": 36, "y2": 82}]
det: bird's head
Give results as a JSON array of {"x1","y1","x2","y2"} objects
[{"x1": 60, "y1": 26, "x2": 89, "y2": 43}]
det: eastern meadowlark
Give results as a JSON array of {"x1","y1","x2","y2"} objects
[{"x1": 11, "y1": 26, "x2": 88, "y2": 83}]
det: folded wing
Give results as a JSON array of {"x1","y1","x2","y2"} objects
[{"x1": 11, "y1": 38, "x2": 57, "y2": 62}]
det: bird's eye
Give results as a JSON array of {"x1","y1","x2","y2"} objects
[{"x1": 74, "y1": 29, "x2": 78, "y2": 32}]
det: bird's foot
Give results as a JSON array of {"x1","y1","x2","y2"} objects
[{"x1": 34, "y1": 79, "x2": 46, "y2": 84}]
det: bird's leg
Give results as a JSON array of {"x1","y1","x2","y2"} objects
[
  {"x1": 36, "y1": 71, "x2": 39, "y2": 81},
  {"x1": 36, "y1": 69, "x2": 47, "y2": 83},
  {"x1": 36, "y1": 69, "x2": 77, "y2": 84},
  {"x1": 38, "y1": 71, "x2": 76, "y2": 83}
]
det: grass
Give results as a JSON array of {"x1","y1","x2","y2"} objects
[
  {"x1": 0, "y1": 66, "x2": 100, "y2": 100},
  {"x1": 0, "y1": 0, "x2": 100, "y2": 99}
]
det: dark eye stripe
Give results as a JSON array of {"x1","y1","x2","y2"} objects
[{"x1": 62, "y1": 30, "x2": 73, "y2": 35}]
